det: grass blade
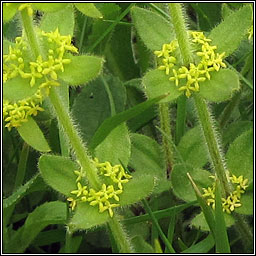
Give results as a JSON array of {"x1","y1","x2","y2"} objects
[
  {"x1": 215, "y1": 179, "x2": 231, "y2": 253},
  {"x1": 89, "y1": 94, "x2": 168, "y2": 150},
  {"x1": 187, "y1": 173, "x2": 216, "y2": 238}
]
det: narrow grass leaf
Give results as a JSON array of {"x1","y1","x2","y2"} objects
[
  {"x1": 5, "y1": 201, "x2": 67, "y2": 253},
  {"x1": 182, "y1": 234, "x2": 215, "y2": 253},
  {"x1": 215, "y1": 179, "x2": 231, "y2": 253},
  {"x1": 89, "y1": 94, "x2": 168, "y2": 150},
  {"x1": 187, "y1": 173, "x2": 216, "y2": 238}
]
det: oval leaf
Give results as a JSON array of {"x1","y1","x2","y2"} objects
[
  {"x1": 94, "y1": 123, "x2": 131, "y2": 166},
  {"x1": 74, "y1": 3, "x2": 103, "y2": 18},
  {"x1": 235, "y1": 192, "x2": 253, "y2": 215},
  {"x1": 226, "y1": 129, "x2": 253, "y2": 184},
  {"x1": 131, "y1": 7, "x2": 175, "y2": 51},
  {"x1": 199, "y1": 69, "x2": 240, "y2": 102},
  {"x1": 40, "y1": 4, "x2": 75, "y2": 36},
  {"x1": 17, "y1": 117, "x2": 51, "y2": 152},
  {"x1": 32, "y1": 3, "x2": 68, "y2": 12},
  {"x1": 119, "y1": 174, "x2": 155, "y2": 206},
  {"x1": 171, "y1": 164, "x2": 213, "y2": 202},
  {"x1": 178, "y1": 126, "x2": 208, "y2": 168},
  {"x1": 68, "y1": 202, "x2": 110, "y2": 232},
  {"x1": 143, "y1": 69, "x2": 182, "y2": 103},
  {"x1": 58, "y1": 54, "x2": 103, "y2": 86},
  {"x1": 3, "y1": 76, "x2": 41, "y2": 102},
  {"x1": 208, "y1": 5, "x2": 252, "y2": 57},
  {"x1": 39, "y1": 154, "x2": 79, "y2": 196}
]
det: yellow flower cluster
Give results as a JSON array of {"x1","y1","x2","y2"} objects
[
  {"x1": 67, "y1": 158, "x2": 132, "y2": 218},
  {"x1": 154, "y1": 31, "x2": 226, "y2": 98},
  {"x1": 202, "y1": 174, "x2": 248, "y2": 214},
  {"x1": 3, "y1": 28, "x2": 78, "y2": 130}
]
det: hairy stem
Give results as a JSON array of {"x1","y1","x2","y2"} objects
[
  {"x1": 158, "y1": 103, "x2": 173, "y2": 171},
  {"x1": 20, "y1": 9, "x2": 41, "y2": 59},
  {"x1": 168, "y1": 3, "x2": 193, "y2": 65},
  {"x1": 49, "y1": 87, "x2": 102, "y2": 190},
  {"x1": 20, "y1": 9, "x2": 133, "y2": 253},
  {"x1": 108, "y1": 216, "x2": 134, "y2": 253},
  {"x1": 194, "y1": 94, "x2": 231, "y2": 196}
]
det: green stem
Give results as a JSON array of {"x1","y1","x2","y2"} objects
[
  {"x1": 20, "y1": 9, "x2": 134, "y2": 253},
  {"x1": 168, "y1": 4, "x2": 191, "y2": 146},
  {"x1": 193, "y1": 94, "x2": 231, "y2": 196},
  {"x1": 20, "y1": 9, "x2": 41, "y2": 59},
  {"x1": 49, "y1": 87, "x2": 101, "y2": 190},
  {"x1": 168, "y1": 3, "x2": 193, "y2": 65},
  {"x1": 158, "y1": 103, "x2": 173, "y2": 171},
  {"x1": 108, "y1": 216, "x2": 134, "y2": 253}
]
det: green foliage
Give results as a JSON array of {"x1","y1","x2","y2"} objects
[
  {"x1": 208, "y1": 5, "x2": 252, "y2": 56},
  {"x1": 39, "y1": 154, "x2": 79, "y2": 196},
  {"x1": 5, "y1": 201, "x2": 67, "y2": 253},
  {"x1": 226, "y1": 129, "x2": 253, "y2": 184},
  {"x1": 17, "y1": 117, "x2": 51, "y2": 152},
  {"x1": 3, "y1": 2, "x2": 253, "y2": 254},
  {"x1": 131, "y1": 7, "x2": 175, "y2": 51},
  {"x1": 171, "y1": 164, "x2": 212, "y2": 202},
  {"x1": 74, "y1": 3, "x2": 103, "y2": 19},
  {"x1": 40, "y1": 4, "x2": 75, "y2": 36},
  {"x1": 58, "y1": 54, "x2": 104, "y2": 86},
  {"x1": 68, "y1": 202, "x2": 110, "y2": 232},
  {"x1": 199, "y1": 69, "x2": 240, "y2": 102}
]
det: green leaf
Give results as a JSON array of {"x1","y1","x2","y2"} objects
[
  {"x1": 222, "y1": 121, "x2": 253, "y2": 146},
  {"x1": 68, "y1": 202, "x2": 110, "y2": 232},
  {"x1": 208, "y1": 5, "x2": 252, "y2": 56},
  {"x1": 17, "y1": 117, "x2": 51, "y2": 152},
  {"x1": 226, "y1": 129, "x2": 253, "y2": 184},
  {"x1": 71, "y1": 74, "x2": 126, "y2": 145},
  {"x1": 95, "y1": 123, "x2": 131, "y2": 166},
  {"x1": 199, "y1": 69, "x2": 240, "y2": 102},
  {"x1": 128, "y1": 133, "x2": 169, "y2": 194},
  {"x1": 171, "y1": 164, "x2": 212, "y2": 202},
  {"x1": 215, "y1": 180, "x2": 230, "y2": 253},
  {"x1": 105, "y1": 23, "x2": 140, "y2": 81},
  {"x1": 182, "y1": 234, "x2": 214, "y2": 253},
  {"x1": 3, "y1": 173, "x2": 41, "y2": 209},
  {"x1": 131, "y1": 236, "x2": 154, "y2": 253},
  {"x1": 129, "y1": 133, "x2": 165, "y2": 178},
  {"x1": 178, "y1": 126, "x2": 208, "y2": 168},
  {"x1": 40, "y1": 4, "x2": 75, "y2": 36},
  {"x1": 89, "y1": 94, "x2": 168, "y2": 150},
  {"x1": 190, "y1": 3, "x2": 221, "y2": 31},
  {"x1": 131, "y1": 7, "x2": 175, "y2": 51},
  {"x1": 187, "y1": 173, "x2": 216, "y2": 237},
  {"x1": 32, "y1": 3, "x2": 68, "y2": 12},
  {"x1": 143, "y1": 69, "x2": 183, "y2": 103},
  {"x1": 58, "y1": 54, "x2": 103, "y2": 86},
  {"x1": 3, "y1": 39, "x2": 14, "y2": 54},
  {"x1": 3, "y1": 76, "x2": 41, "y2": 102},
  {"x1": 3, "y1": 3, "x2": 19, "y2": 23},
  {"x1": 5, "y1": 201, "x2": 67, "y2": 253},
  {"x1": 235, "y1": 192, "x2": 253, "y2": 215},
  {"x1": 74, "y1": 3, "x2": 103, "y2": 18},
  {"x1": 39, "y1": 154, "x2": 79, "y2": 196},
  {"x1": 191, "y1": 211, "x2": 235, "y2": 231},
  {"x1": 119, "y1": 174, "x2": 155, "y2": 206}
]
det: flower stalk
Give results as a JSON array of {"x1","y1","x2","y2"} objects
[{"x1": 20, "y1": 9, "x2": 133, "y2": 253}]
